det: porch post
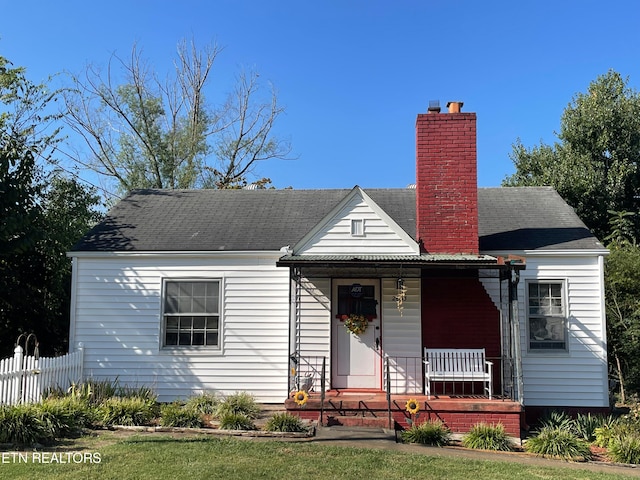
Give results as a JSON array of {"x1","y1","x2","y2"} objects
[
  {"x1": 288, "y1": 268, "x2": 302, "y2": 393},
  {"x1": 509, "y1": 268, "x2": 524, "y2": 404}
]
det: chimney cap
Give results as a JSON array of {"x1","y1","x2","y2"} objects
[
  {"x1": 446, "y1": 101, "x2": 464, "y2": 113},
  {"x1": 427, "y1": 100, "x2": 441, "y2": 114}
]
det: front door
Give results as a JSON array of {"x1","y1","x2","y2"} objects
[{"x1": 332, "y1": 279, "x2": 381, "y2": 389}]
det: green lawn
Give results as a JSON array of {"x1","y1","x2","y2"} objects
[{"x1": 0, "y1": 434, "x2": 636, "y2": 480}]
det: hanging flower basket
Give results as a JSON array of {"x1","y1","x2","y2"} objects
[{"x1": 343, "y1": 314, "x2": 368, "y2": 335}]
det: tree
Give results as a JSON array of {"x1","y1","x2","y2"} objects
[
  {"x1": 0, "y1": 56, "x2": 58, "y2": 256},
  {"x1": 504, "y1": 70, "x2": 640, "y2": 401},
  {"x1": 0, "y1": 56, "x2": 103, "y2": 356},
  {"x1": 63, "y1": 40, "x2": 291, "y2": 195},
  {"x1": 504, "y1": 70, "x2": 640, "y2": 241}
]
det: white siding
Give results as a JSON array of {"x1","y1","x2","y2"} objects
[
  {"x1": 482, "y1": 254, "x2": 608, "y2": 407},
  {"x1": 293, "y1": 276, "x2": 422, "y2": 394},
  {"x1": 70, "y1": 253, "x2": 290, "y2": 403},
  {"x1": 299, "y1": 195, "x2": 418, "y2": 255},
  {"x1": 295, "y1": 276, "x2": 331, "y2": 389},
  {"x1": 382, "y1": 278, "x2": 422, "y2": 393}
]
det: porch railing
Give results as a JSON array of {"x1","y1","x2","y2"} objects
[
  {"x1": 289, "y1": 353, "x2": 327, "y2": 423},
  {"x1": 289, "y1": 353, "x2": 325, "y2": 394},
  {"x1": 384, "y1": 355, "x2": 513, "y2": 399}
]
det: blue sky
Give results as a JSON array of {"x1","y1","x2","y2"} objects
[{"x1": 2, "y1": 0, "x2": 640, "y2": 196}]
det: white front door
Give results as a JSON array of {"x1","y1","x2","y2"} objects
[{"x1": 332, "y1": 279, "x2": 382, "y2": 389}]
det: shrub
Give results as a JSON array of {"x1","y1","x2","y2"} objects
[
  {"x1": 264, "y1": 412, "x2": 307, "y2": 433},
  {"x1": 462, "y1": 423, "x2": 514, "y2": 451},
  {"x1": 0, "y1": 404, "x2": 52, "y2": 445},
  {"x1": 608, "y1": 433, "x2": 640, "y2": 464},
  {"x1": 401, "y1": 420, "x2": 451, "y2": 446},
  {"x1": 525, "y1": 426, "x2": 591, "y2": 461},
  {"x1": 160, "y1": 403, "x2": 204, "y2": 428},
  {"x1": 595, "y1": 418, "x2": 638, "y2": 448},
  {"x1": 219, "y1": 413, "x2": 256, "y2": 431},
  {"x1": 117, "y1": 384, "x2": 156, "y2": 403},
  {"x1": 37, "y1": 396, "x2": 96, "y2": 437},
  {"x1": 186, "y1": 392, "x2": 219, "y2": 415},
  {"x1": 216, "y1": 392, "x2": 260, "y2": 420},
  {"x1": 538, "y1": 410, "x2": 574, "y2": 431},
  {"x1": 573, "y1": 412, "x2": 617, "y2": 442},
  {"x1": 98, "y1": 396, "x2": 157, "y2": 426}
]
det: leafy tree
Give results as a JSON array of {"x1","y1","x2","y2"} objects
[
  {"x1": 504, "y1": 70, "x2": 640, "y2": 241},
  {"x1": 0, "y1": 56, "x2": 102, "y2": 356},
  {"x1": 504, "y1": 70, "x2": 640, "y2": 401},
  {"x1": 605, "y1": 246, "x2": 640, "y2": 402},
  {"x1": 63, "y1": 40, "x2": 291, "y2": 195}
]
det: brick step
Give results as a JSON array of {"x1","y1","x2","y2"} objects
[{"x1": 324, "y1": 415, "x2": 391, "y2": 428}]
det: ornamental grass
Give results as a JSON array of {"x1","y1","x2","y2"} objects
[
  {"x1": 216, "y1": 392, "x2": 260, "y2": 419},
  {"x1": 219, "y1": 413, "x2": 256, "y2": 431},
  {"x1": 462, "y1": 422, "x2": 514, "y2": 452},
  {"x1": 160, "y1": 402, "x2": 204, "y2": 428},
  {"x1": 524, "y1": 426, "x2": 591, "y2": 461},
  {"x1": 264, "y1": 412, "x2": 307, "y2": 433},
  {"x1": 185, "y1": 392, "x2": 219, "y2": 415},
  {"x1": 98, "y1": 396, "x2": 158, "y2": 426},
  {"x1": 401, "y1": 419, "x2": 451, "y2": 446}
]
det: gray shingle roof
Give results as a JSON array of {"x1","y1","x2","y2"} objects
[
  {"x1": 71, "y1": 186, "x2": 604, "y2": 253},
  {"x1": 478, "y1": 187, "x2": 604, "y2": 251}
]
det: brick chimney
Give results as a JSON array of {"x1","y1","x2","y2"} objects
[{"x1": 415, "y1": 101, "x2": 479, "y2": 254}]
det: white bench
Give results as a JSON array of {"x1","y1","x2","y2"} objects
[{"x1": 423, "y1": 348, "x2": 493, "y2": 399}]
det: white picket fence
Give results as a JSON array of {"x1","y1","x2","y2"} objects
[{"x1": 0, "y1": 345, "x2": 84, "y2": 405}]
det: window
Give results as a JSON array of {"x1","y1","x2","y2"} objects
[
  {"x1": 527, "y1": 281, "x2": 567, "y2": 351},
  {"x1": 163, "y1": 280, "x2": 220, "y2": 348},
  {"x1": 351, "y1": 219, "x2": 364, "y2": 236},
  {"x1": 336, "y1": 284, "x2": 377, "y2": 318}
]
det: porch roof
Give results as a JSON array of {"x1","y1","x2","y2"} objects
[{"x1": 276, "y1": 253, "x2": 523, "y2": 270}]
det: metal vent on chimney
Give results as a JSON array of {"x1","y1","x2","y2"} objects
[
  {"x1": 427, "y1": 100, "x2": 441, "y2": 114},
  {"x1": 447, "y1": 101, "x2": 463, "y2": 113}
]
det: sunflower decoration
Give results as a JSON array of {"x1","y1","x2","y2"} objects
[
  {"x1": 405, "y1": 398, "x2": 420, "y2": 415},
  {"x1": 293, "y1": 390, "x2": 309, "y2": 407},
  {"x1": 343, "y1": 314, "x2": 368, "y2": 335}
]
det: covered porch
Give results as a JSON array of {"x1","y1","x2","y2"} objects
[
  {"x1": 277, "y1": 254, "x2": 527, "y2": 438},
  {"x1": 283, "y1": 354, "x2": 524, "y2": 437}
]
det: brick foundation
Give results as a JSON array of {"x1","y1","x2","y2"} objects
[{"x1": 285, "y1": 393, "x2": 523, "y2": 438}]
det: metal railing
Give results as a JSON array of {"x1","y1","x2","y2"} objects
[{"x1": 384, "y1": 354, "x2": 513, "y2": 399}]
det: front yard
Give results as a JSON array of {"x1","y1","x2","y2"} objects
[{"x1": 1, "y1": 431, "x2": 638, "y2": 480}]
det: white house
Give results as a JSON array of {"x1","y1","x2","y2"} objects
[{"x1": 68, "y1": 101, "x2": 609, "y2": 435}]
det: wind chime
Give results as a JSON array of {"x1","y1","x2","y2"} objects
[{"x1": 393, "y1": 277, "x2": 407, "y2": 316}]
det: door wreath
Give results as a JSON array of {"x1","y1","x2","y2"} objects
[{"x1": 342, "y1": 314, "x2": 368, "y2": 335}]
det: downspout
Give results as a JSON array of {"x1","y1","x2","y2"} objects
[{"x1": 510, "y1": 267, "x2": 524, "y2": 404}]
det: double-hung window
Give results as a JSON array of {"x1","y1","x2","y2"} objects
[
  {"x1": 527, "y1": 281, "x2": 567, "y2": 351},
  {"x1": 163, "y1": 280, "x2": 221, "y2": 348}
]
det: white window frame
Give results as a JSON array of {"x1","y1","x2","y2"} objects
[
  {"x1": 161, "y1": 278, "x2": 222, "y2": 351},
  {"x1": 526, "y1": 280, "x2": 568, "y2": 352},
  {"x1": 351, "y1": 218, "x2": 365, "y2": 237}
]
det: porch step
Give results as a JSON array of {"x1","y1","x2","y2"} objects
[{"x1": 324, "y1": 415, "x2": 391, "y2": 428}]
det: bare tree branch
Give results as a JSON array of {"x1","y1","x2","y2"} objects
[{"x1": 62, "y1": 39, "x2": 291, "y2": 195}]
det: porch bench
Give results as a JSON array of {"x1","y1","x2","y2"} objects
[{"x1": 423, "y1": 348, "x2": 493, "y2": 399}]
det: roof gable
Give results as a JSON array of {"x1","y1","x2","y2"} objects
[{"x1": 294, "y1": 186, "x2": 419, "y2": 256}]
